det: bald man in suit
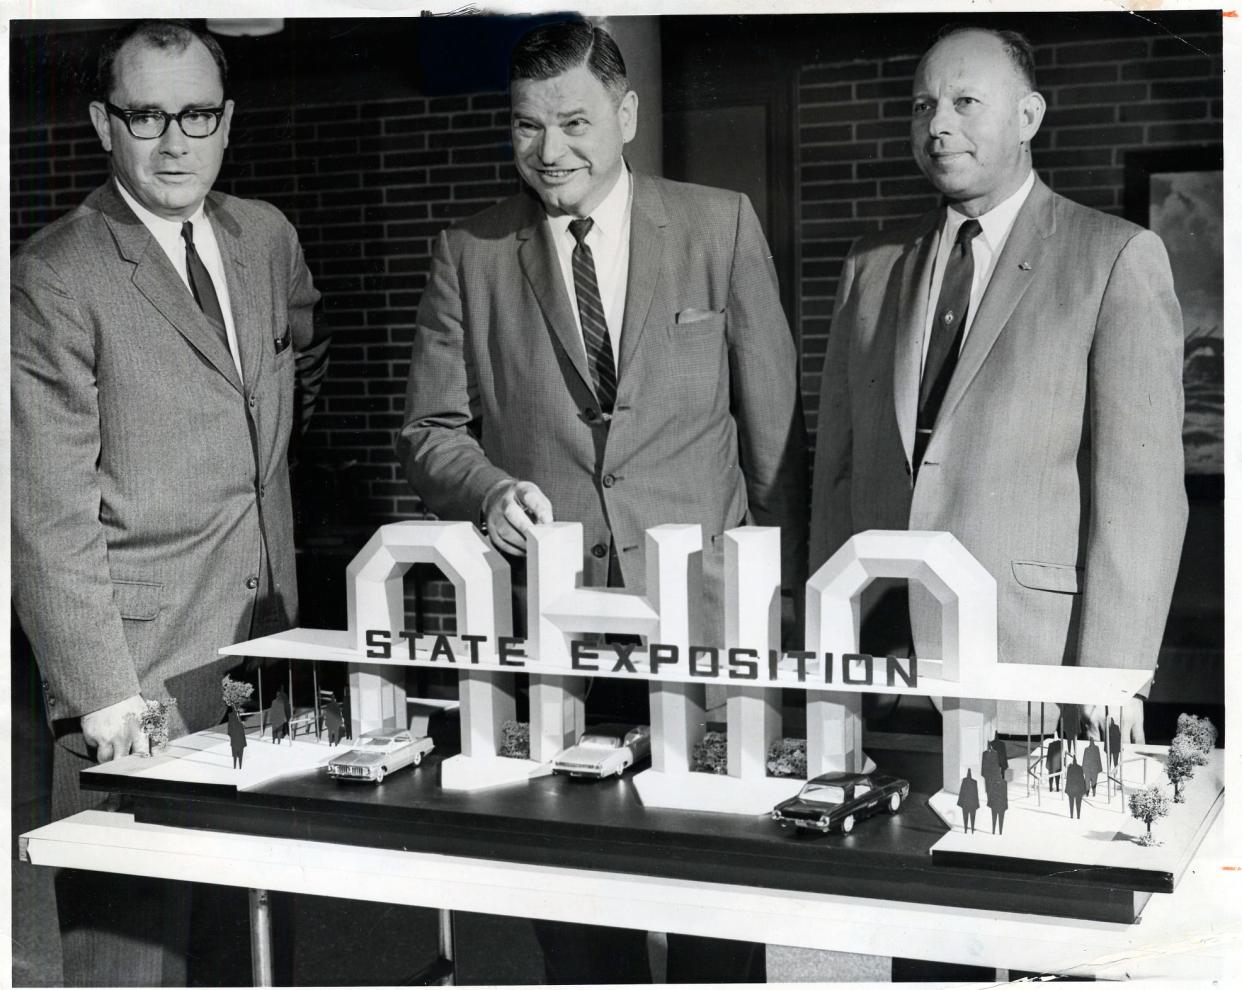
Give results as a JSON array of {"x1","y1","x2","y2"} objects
[{"x1": 810, "y1": 25, "x2": 1186, "y2": 739}]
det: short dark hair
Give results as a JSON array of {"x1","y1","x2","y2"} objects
[
  {"x1": 97, "y1": 20, "x2": 229, "y2": 101},
  {"x1": 933, "y1": 24, "x2": 1037, "y2": 91},
  {"x1": 509, "y1": 20, "x2": 628, "y2": 103}
]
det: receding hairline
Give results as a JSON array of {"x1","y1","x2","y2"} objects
[
  {"x1": 99, "y1": 21, "x2": 228, "y2": 101},
  {"x1": 917, "y1": 26, "x2": 1038, "y2": 94}
]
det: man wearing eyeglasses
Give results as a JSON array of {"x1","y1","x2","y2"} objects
[{"x1": 12, "y1": 19, "x2": 328, "y2": 985}]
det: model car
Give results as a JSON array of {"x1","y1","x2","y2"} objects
[
  {"x1": 771, "y1": 770, "x2": 910, "y2": 834},
  {"x1": 551, "y1": 724, "x2": 651, "y2": 778},
  {"x1": 325, "y1": 730, "x2": 434, "y2": 783}
]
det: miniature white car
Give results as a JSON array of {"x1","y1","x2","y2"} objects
[
  {"x1": 552, "y1": 724, "x2": 651, "y2": 778},
  {"x1": 325, "y1": 730, "x2": 434, "y2": 783}
]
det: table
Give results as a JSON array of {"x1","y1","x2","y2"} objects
[{"x1": 20, "y1": 809, "x2": 1239, "y2": 984}]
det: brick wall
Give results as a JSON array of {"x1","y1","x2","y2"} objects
[{"x1": 797, "y1": 29, "x2": 1222, "y2": 428}]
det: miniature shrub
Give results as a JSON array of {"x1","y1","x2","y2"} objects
[
  {"x1": 690, "y1": 731, "x2": 728, "y2": 774},
  {"x1": 767, "y1": 737, "x2": 807, "y2": 778},
  {"x1": 499, "y1": 720, "x2": 530, "y2": 759}
]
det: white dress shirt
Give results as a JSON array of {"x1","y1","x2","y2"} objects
[
  {"x1": 115, "y1": 179, "x2": 244, "y2": 382},
  {"x1": 547, "y1": 167, "x2": 633, "y2": 368},
  {"x1": 920, "y1": 169, "x2": 1036, "y2": 372}
]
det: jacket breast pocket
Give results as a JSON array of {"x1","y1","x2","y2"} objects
[
  {"x1": 1011, "y1": 561, "x2": 1081, "y2": 595},
  {"x1": 113, "y1": 579, "x2": 163, "y2": 620}
]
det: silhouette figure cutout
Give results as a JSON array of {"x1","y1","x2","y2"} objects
[
  {"x1": 1046, "y1": 735, "x2": 1064, "y2": 792},
  {"x1": 269, "y1": 688, "x2": 290, "y2": 744},
  {"x1": 983, "y1": 760, "x2": 1007, "y2": 835},
  {"x1": 1082, "y1": 740, "x2": 1103, "y2": 797},
  {"x1": 227, "y1": 707, "x2": 247, "y2": 769},
  {"x1": 957, "y1": 769, "x2": 980, "y2": 834},
  {"x1": 1065, "y1": 757, "x2": 1087, "y2": 819},
  {"x1": 324, "y1": 699, "x2": 344, "y2": 746},
  {"x1": 1107, "y1": 717, "x2": 1122, "y2": 770}
]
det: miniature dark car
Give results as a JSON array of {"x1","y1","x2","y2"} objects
[
  {"x1": 325, "y1": 731, "x2": 433, "y2": 783},
  {"x1": 771, "y1": 770, "x2": 910, "y2": 834},
  {"x1": 552, "y1": 724, "x2": 651, "y2": 778}
]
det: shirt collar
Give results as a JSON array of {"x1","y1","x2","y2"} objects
[
  {"x1": 943, "y1": 169, "x2": 1036, "y2": 249},
  {"x1": 114, "y1": 177, "x2": 208, "y2": 247},
  {"x1": 547, "y1": 165, "x2": 631, "y2": 241}
]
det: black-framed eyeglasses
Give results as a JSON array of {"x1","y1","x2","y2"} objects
[{"x1": 104, "y1": 102, "x2": 227, "y2": 140}]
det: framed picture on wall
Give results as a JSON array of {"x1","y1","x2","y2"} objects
[{"x1": 1124, "y1": 146, "x2": 1224, "y2": 499}]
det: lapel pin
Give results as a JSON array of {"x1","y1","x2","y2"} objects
[{"x1": 1019, "y1": 261, "x2": 1032, "y2": 271}]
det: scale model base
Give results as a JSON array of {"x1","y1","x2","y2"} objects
[
  {"x1": 82, "y1": 729, "x2": 350, "y2": 792},
  {"x1": 927, "y1": 745, "x2": 1223, "y2": 892},
  {"x1": 633, "y1": 768, "x2": 803, "y2": 815},
  {"x1": 439, "y1": 753, "x2": 549, "y2": 792}
]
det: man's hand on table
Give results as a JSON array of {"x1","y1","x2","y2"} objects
[{"x1": 81, "y1": 694, "x2": 149, "y2": 763}]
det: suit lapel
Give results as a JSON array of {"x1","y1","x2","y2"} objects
[
  {"x1": 935, "y1": 177, "x2": 1053, "y2": 429},
  {"x1": 616, "y1": 171, "x2": 668, "y2": 383},
  {"x1": 892, "y1": 209, "x2": 941, "y2": 470},
  {"x1": 517, "y1": 196, "x2": 595, "y2": 396},
  {"x1": 207, "y1": 193, "x2": 262, "y2": 390},
  {"x1": 98, "y1": 183, "x2": 243, "y2": 393}
]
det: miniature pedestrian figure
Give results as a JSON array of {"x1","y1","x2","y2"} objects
[
  {"x1": 1082, "y1": 740, "x2": 1103, "y2": 797},
  {"x1": 957, "y1": 770, "x2": 980, "y2": 834},
  {"x1": 988, "y1": 736, "x2": 1009, "y2": 776},
  {"x1": 1065, "y1": 757, "x2": 1087, "y2": 819},
  {"x1": 324, "y1": 699, "x2": 344, "y2": 746},
  {"x1": 1060, "y1": 704, "x2": 1080, "y2": 758},
  {"x1": 1046, "y1": 734, "x2": 1064, "y2": 792},
  {"x1": 1108, "y1": 717, "x2": 1122, "y2": 770},
  {"x1": 227, "y1": 707, "x2": 247, "y2": 769},
  {"x1": 981, "y1": 745, "x2": 1001, "y2": 782},
  {"x1": 983, "y1": 762, "x2": 1007, "y2": 835},
  {"x1": 269, "y1": 688, "x2": 289, "y2": 744}
]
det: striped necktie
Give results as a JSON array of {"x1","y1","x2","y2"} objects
[
  {"x1": 181, "y1": 220, "x2": 229, "y2": 352},
  {"x1": 914, "y1": 218, "x2": 983, "y2": 476},
  {"x1": 568, "y1": 217, "x2": 617, "y2": 414}
]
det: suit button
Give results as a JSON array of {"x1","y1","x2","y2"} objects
[
  {"x1": 591, "y1": 544, "x2": 608, "y2": 559},
  {"x1": 602, "y1": 474, "x2": 616, "y2": 488},
  {"x1": 584, "y1": 408, "x2": 598, "y2": 422},
  {"x1": 248, "y1": 395, "x2": 257, "y2": 409},
  {"x1": 246, "y1": 576, "x2": 259, "y2": 590}
]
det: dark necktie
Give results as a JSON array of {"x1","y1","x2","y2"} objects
[
  {"x1": 914, "y1": 218, "x2": 983, "y2": 476},
  {"x1": 181, "y1": 220, "x2": 229, "y2": 352},
  {"x1": 568, "y1": 217, "x2": 618, "y2": 414}
]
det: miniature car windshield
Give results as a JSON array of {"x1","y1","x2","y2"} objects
[
  {"x1": 580, "y1": 733, "x2": 623, "y2": 747},
  {"x1": 801, "y1": 783, "x2": 846, "y2": 803},
  {"x1": 360, "y1": 736, "x2": 391, "y2": 746}
]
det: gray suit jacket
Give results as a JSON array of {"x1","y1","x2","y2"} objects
[
  {"x1": 12, "y1": 181, "x2": 328, "y2": 744},
  {"x1": 811, "y1": 175, "x2": 1186, "y2": 683},
  {"x1": 398, "y1": 172, "x2": 808, "y2": 635}
]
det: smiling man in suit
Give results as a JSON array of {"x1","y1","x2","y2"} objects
[
  {"x1": 810, "y1": 25, "x2": 1186, "y2": 743},
  {"x1": 398, "y1": 18, "x2": 805, "y2": 984},
  {"x1": 12, "y1": 20, "x2": 328, "y2": 985}
]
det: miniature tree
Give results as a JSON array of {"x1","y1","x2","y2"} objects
[
  {"x1": 221, "y1": 675, "x2": 254, "y2": 714},
  {"x1": 1128, "y1": 784, "x2": 1171, "y2": 846},
  {"x1": 766, "y1": 738, "x2": 808, "y2": 778},
  {"x1": 690, "y1": 731, "x2": 728, "y2": 774},
  {"x1": 1164, "y1": 734, "x2": 1207, "y2": 803},
  {"x1": 128, "y1": 697, "x2": 178, "y2": 754},
  {"x1": 1175, "y1": 713, "x2": 1218, "y2": 755},
  {"x1": 498, "y1": 720, "x2": 530, "y2": 759}
]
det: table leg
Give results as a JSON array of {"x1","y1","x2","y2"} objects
[
  {"x1": 438, "y1": 908, "x2": 455, "y2": 986},
  {"x1": 249, "y1": 888, "x2": 275, "y2": 987}
]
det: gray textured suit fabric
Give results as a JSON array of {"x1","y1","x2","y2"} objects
[
  {"x1": 398, "y1": 172, "x2": 809, "y2": 629},
  {"x1": 13, "y1": 180, "x2": 324, "y2": 986},
  {"x1": 12, "y1": 180, "x2": 327, "y2": 756},
  {"x1": 810, "y1": 175, "x2": 1186, "y2": 706}
]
